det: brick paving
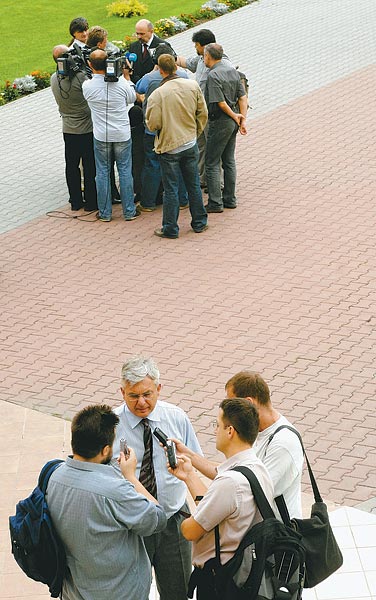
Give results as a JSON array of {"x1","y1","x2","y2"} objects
[{"x1": 0, "y1": 0, "x2": 375, "y2": 511}]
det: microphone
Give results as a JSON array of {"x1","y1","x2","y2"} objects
[{"x1": 125, "y1": 51, "x2": 137, "y2": 70}]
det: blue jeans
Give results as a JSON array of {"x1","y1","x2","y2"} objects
[
  {"x1": 142, "y1": 134, "x2": 188, "y2": 209},
  {"x1": 159, "y1": 144, "x2": 207, "y2": 238},
  {"x1": 94, "y1": 138, "x2": 135, "y2": 219},
  {"x1": 205, "y1": 116, "x2": 238, "y2": 209}
]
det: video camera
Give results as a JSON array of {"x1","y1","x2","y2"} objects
[
  {"x1": 104, "y1": 50, "x2": 137, "y2": 82},
  {"x1": 56, "y1": 43, "x2": 86, "y2": 77}
]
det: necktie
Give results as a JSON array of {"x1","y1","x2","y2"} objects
[
  {"x1": 139, "y1": 419, "x2": 157, "y2": 497},
  {"x1": 142, "y1": 43, "x2": 148, "y2": 59}
]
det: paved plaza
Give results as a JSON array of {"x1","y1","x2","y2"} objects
[{"x1": 0, "y1": 0, "x2": 375, "y2": 597}]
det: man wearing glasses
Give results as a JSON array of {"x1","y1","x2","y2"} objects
[{"x1": 113, "y1": 355, "x2": 202, "y2": 600}]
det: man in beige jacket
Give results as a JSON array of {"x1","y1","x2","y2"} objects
[{"x1": 146, "y1": 54, "x2": 208, "y2": 239}]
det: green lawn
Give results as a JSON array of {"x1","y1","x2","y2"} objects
[{"x1": 0, "y1": 0, "x2": 203, "y2": 85}]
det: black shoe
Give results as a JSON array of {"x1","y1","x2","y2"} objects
[
  {"x1": 193, "y1": 225, "x2": 208, "y2": 233},
  {"x1": 223, "y1": 204, "x2": 237, "y2": 209},
  {"x1": 204, "y1": 204, "x2": 223, "y2": 213},
  {"x1": 71, "y1": 203, "x2": 84, "y2": 211},
  {"x1": 125, "y1": 205, "x2": 142, "y2": 221},
  {"x1": 154, "y1": 227, "x2": 178, "y2": 239},
  {"x1": 84, "y1": 205, "x2": 98, "y2": 212},
  {"x1": 112, "y1": 199, "x2": 122, "y2": 205}
]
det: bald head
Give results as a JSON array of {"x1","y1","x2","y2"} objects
[
  {"x1": 135, "y1": 19, "x2": 154, "y2": 43},
  {"x1": 52, "y1": 45, "x2": 69, "y2": 63},
  {"x1": 88, "y1": 48, "x2": 107, "y2": 72}
]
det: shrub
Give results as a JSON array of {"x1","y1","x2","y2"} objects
[
  {"x1": 169, "y1": 16, "x2": 188, "y2": 32},
  {"x1": 30, "y1": 70, "x2": 51, "y2": 90},
  {"x1": 178, "y1": 13, "x2": 200, "y2": 27},
  {"x1": 13, "y1": 75, "x2": 37, "y2": 93},
  {"x1": 202, "y1": 0, "x2": 229, "y2": 14},
  {"x1": 111, "y1": 35, "x2": 135, "y2": 51},
  {"x1": 153, "y1": 18, "x2": 177, "y2": 37},
  {"x1": 224, "y1": 0, "x2": 249, "y2": 8},
  {"x1": 196, "y1": 7, "x2": 217, "y2": 20},
  {"x1": 1, "y1": 81, "x2": 20, "y2": 103},
  {"x1": 107, "y1": 0, "x2": 147, "y2": 18}
]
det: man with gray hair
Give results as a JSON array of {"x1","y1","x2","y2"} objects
[{"x1": 113, "y1": 356, "x2": 202, "y2": 600}]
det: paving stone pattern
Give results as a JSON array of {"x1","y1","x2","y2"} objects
[{"x1": 0, "y1": 0, "x2": 375, "y2": 508}]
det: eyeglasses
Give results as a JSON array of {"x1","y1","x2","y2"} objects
[{"x1": 126, "y1": 391, "x2": 154, "y2": 402}]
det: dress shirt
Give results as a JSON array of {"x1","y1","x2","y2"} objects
[
  {"x1": 47, "y1": 457, "x2": 166, "y2": 600},
  {"x1": 193, "y1": 448, "x2": 275, "y2": 567},
  {"x1": 82, "y1": 74, "x2": 136, "y2": 142},
  {"x1": 114, "y1": 400, "x2": 202, "y2": 518}
]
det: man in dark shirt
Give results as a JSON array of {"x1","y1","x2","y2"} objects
[
  {"x1": 204, "y1": 43, "x2": 247, "y2": 213},
  {"x1": 50, "y1": 45, "x2": 97, "y2": 212},
  {"x1": 129, "y1": 19, "x2": 164, "y2": 83}
]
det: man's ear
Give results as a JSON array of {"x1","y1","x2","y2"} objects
[{"x1": 102, "y1": 444, "x2": 112, "y2": 459}]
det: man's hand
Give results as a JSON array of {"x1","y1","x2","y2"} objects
[
  {"x1": 118, "y1": 447, "x2": 137, "y2": 479},
  {"x1": 170, "y1": 438, "x2": 192, "y2": 457},
  {"x1": 239, "y1": 115, "x2": 247, "y2": 135},
  {"x1": 168, "y1": 454, "x2": 193, "y2": 481}
]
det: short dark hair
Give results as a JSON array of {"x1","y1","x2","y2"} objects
[
  {"x1": 220, "y1": 398, "x2": 259, "y2": 444},
  {"x1": 192, "y1": 29, "x2": 216, "y2": 46},
  {"x1": 226, "y1": 371, "x2": 271, "y2": 406},
  {"x1": 69, "y1": 17, "x2": 88, "y2": 36},
  {"x1": 71, "y1": 404, "x2": 119, "y2": 459},
  {"x1": 153, "y1": 42, "x2": 176, "y2": 64}
]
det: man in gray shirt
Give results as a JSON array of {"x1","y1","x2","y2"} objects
[
  {"x1": 50, "y1": 45, "x2": 97, "y2": 212},
  {"x1": 47, "y1": 404, "x2": 167, "y2": 600},
  {"x1": 204, "y1": 43, "x2": 247, "y2": 213}
]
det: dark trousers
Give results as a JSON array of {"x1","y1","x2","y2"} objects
[
  {"x1": 144, "y1": 504, "x2": 192, "y2": 600},
  {"x1": 63, "y1": 132, "x2": 97, "y2": 210}
]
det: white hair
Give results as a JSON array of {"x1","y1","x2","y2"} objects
[{"x1": 121, "y1": 356, "x2": 160, "y2": 385}]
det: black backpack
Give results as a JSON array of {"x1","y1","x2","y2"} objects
[
  {"x1": 188, "y1": 466, "x2": 305, "y2": 600},
  {"x1": 9, "y1": 459, "x2": 66, "y2": 598}
]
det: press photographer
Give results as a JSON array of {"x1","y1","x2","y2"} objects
[{"x1": 50, "y1": 45, "x2": 97, "y2": 212}]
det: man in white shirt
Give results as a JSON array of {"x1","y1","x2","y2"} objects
[
  {"x1": 82, "y1": 49, "x2": 138, "y2": 222},
  {"x1": 171, "y1": 398, "x2": 274, "y2": 599},
  {"x1": 225, "y1": 371, "x2": 303, "y2": 518}
]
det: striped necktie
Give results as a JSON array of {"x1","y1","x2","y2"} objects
[{"x1": 139, "y1": 419, "x2": 157, "y2": 497}]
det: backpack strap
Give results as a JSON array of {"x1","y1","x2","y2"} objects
[
  {"x1": 267, "y1": 425, "x2": 323, "y2": 504},
  {"x1": 38, "y1": 459, "x2": 64, "y2": 494},
  {"x1": 232, "y1": 466, "x2": 276, "y2": 520}
]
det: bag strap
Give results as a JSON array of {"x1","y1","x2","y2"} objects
[
  {"x1": 38, "y1": 459, "x2": 64, "y2": 494},
  {"x1": 232, "y1": 466, "x2": 276, "y2": 520},
  {"x1": 267, "y1": 425, "x2": 323, "y2": 503},
  {"x1": 213, "y1": 465, "x2": 276, "y2": 566}
]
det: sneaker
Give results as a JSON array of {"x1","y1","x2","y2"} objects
[
  {"x1": 180, "y1": 204, "x2": 189, "y2": 210},
  {"x1": 193, "y1": 225, "x2": 208, "y2": 233},
  {"x1": 154, "y1": 228, "x2": 178, "y2": 239},
  {"x1": 139, "y1": 205, "x2": 156, "y2": 212},
  {"x1": 96, "y1": 213, "x2": 112, "y2": 222},
  {"x1": 204, "y1": 204, "x2": 223, "y2": 213},
  {"x1": 223, "y1": 203, "x2": 237, "y2": 209},
  {"x1": 112, "y1": 199, "x2": 122, "y2": 205},
  {"x1": 125, "y1": 205, "x2": 141, "y2": 221}
]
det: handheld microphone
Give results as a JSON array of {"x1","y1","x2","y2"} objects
[{"x1": 125, "y1": 52, "x2": 137, "y2": 70}]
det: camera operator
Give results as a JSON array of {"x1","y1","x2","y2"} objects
[
  {"x1": 82, "y1": 49, "x2": 138, "y2": 222},
  {"x1": 50, "y1": 45, "x2": 97, "y2": 212}
]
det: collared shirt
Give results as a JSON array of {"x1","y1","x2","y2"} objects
[
  {"x1": 113, "y1": 400, "x2": 202, "y2": 518},
  {"x1": 50, "y1": 70, "x2": 93, "y2": 135},
  {"x1": 192, "y1": 448, "x2": 275, "y2": 567},
  {"x1": 82, "y1": 74, "x2": 136, "y2": 142},
  {"x1": 47, "y1": 457, "x2": 167, "y2": 600},
  {"x1": 255, "y1": 415, "x2": 303, "y2": 518},
  {"x1": 205, "y1": 60, "x2": 245, "y2": 110},
  {"x1": 185, "y1": 53, "x2": 232, "y2": 94}
]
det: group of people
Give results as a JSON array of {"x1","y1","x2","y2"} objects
[
  {"x1": 46, "y1": 356, "x2": 304, "y2": 599},
  {"x1": 51, "y1": 17, "x2": 248, "y2": 237}
]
